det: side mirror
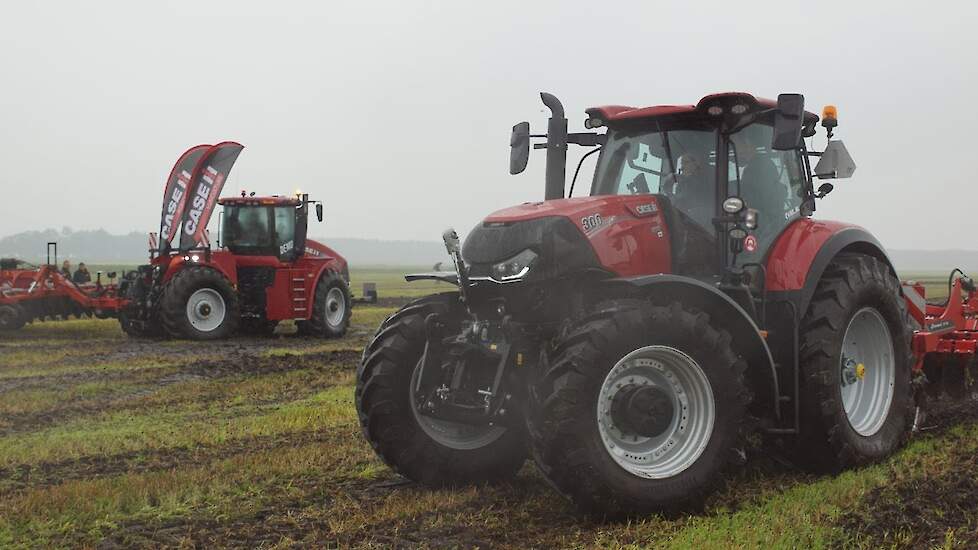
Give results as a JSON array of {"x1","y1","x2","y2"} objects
[
  {"x1": 510, "y1": 121, "x2": 530, "y2": 175},
  {"x1": 315, "y1": 203, "x2": 324, "y2": 222},
  {"x1": 815, "y1": 182, "x2": 835, "y2": 198},
  {"x1": 814, "y1": 141, "x2": 857, "y2": 179},
  {"x1": 772, "y1": 93, "x2": 805, "y2": 150}
]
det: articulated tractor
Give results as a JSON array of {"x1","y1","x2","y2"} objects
[{"x1": 356, "y1": 91, "x2": 978, "y2": 515}]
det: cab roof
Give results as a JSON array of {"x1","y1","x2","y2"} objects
[
  {"x1": 218, "y1": 196, "x2": 300, "y2": 207},
  {"x1": 585, "y1": 92, "x2": 819, "y2": 126}
]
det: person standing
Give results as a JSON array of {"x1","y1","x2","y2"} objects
[{"x1": 61, "y1": 260, "x2": 72, "y2": 278}]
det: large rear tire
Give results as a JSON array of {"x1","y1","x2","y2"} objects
[
  {"x1": 297, "y1": 271, "x2": 351, "y2": 338},
  {"x1": 529, "y1": 300, "x2": 749, "y2": 516},
  {"x1": 159, "y1": 266, "x2": 240, "y2": 340},
  {"x1": 797, "y1": 253, "x2": 913, "y2": 471},
  {"x1": 356, "y1": 293, "x2": 526, "y2": 485}
]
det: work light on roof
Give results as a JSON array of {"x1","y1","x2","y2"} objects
[
  {"x1": 731, "y1": 104, "x2": 748, "y2": 115},
  {"x1": 584, "y1": 117, "x2": 604, "y2": 129},
  {"x1": 707, "y1": 105, "x2": 724, "y2": 116}
]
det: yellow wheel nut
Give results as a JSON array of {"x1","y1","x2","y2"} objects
[{"x1": 855, "y1": 363, "x2": 866, "y2": 380}]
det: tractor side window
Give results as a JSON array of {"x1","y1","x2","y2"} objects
[
  {"x1": 729, "y1": 124, "x2": 807, "y2": 264},
  {"x1": 616, "y1": 143, "x2": 663, "y2": 195},
  {"x1": 274, "y1": 207, "x2": 296, "y2": 256}
]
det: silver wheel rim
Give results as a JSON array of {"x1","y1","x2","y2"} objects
[
  {"x1": 597, "y1": 345, "x2": 715, "y2": 479},
  {"x1": 185, "y1": 288, "x2": 226, "y2": 333},
  {"x1": 409, "y1": 360, "x2": 506, "y2": 450},
  {"x1": 840, "y1": 307, "x2": 895, "y2": 437},
  {"x1": 325, "y1": 287, "x2": 346, "y2": 328}
]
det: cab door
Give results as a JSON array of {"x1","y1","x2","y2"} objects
[{"x1": 727, "y1": 124, "x2": 808, "y2": 267}]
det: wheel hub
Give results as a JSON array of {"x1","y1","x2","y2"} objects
[
  {"x1": 610, "y1": 384, "x2": 675, "y2": 437},
  {"x1": 185, "y1": 288, "x2": 227, "y2": 332},
  {"x1": 839, "y1": 307, "x2": 895, "y2": 437},
  {"x1": 325, "y1": 286, "x2": 346, "y2": 327},
  {"x1": 597, "y1": 346, "x2": 715, "y2": 479}
]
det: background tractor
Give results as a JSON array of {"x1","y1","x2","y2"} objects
[
  {"x1": 0, "y1": 143, "x2": 374, "y2": 341},
  {"x1": 120, "y1": 192, "x2": 355, "y2": 340},
  {"x1": 355, "y1": 90, "x2": 944, "y2": 516}
]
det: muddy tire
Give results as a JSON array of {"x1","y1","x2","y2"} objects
[
  {"x1": 159, "y1": 266, "x2": 240, "y2": 340},
  {"x1": 797, "y1": 253, "x2": 914, "y2": 472},
  {"x1": 297, "y1": 271, "x2": 350, "y2": 338},
  {"x1": 356, "y1": 293, "x2": 526, "y2": 486},
  {"x1": 528, "y1": 300, "x2": 749, "y2": 516},
  {"x1": 0, "y1": 304, "x2": 26, "y2": 331}
]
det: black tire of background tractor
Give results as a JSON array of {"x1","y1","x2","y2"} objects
[
  {"x1": 159, "y1": 267, "x2": 240, "y2": 340},
  {"x1": 0, "y1": 304, "x2": 26, "y2": 331},
  {"x1": 296, "y1": 271, "x2": 351, "y2": 338},
  {"x1": 240, "y1": 317, "x2": 279, "y2": 337},
  {"x1": 528, "y1": 299, "x2": 750, "y2": 517},
  {"x1": 797, "y1": 253, "x2": 914, "y2": 472},
  {"x1": 356, "y1": 293, "x2": 527, "y2": 486}
]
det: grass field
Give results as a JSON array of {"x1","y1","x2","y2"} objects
[{"x1": 0, "y1": 268, "x2": 976, "y2": 548}]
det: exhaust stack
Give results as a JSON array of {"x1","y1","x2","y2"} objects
[{"x1": 540, "y1": 92, "x2": 568, "y2": 201}]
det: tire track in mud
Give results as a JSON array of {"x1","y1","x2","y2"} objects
[
  {"x1": 834, "y1": 400, "x2": 978, "y2": 548},
  {"x1": 0, "y1": 424, "x2": 364, "y2": 497},
  {"x1": 0, "y1": 349, "x2": 361, "y2": 436},
  {"x1": 97, "y1": 474, "x2": 578, "y2": 550}
]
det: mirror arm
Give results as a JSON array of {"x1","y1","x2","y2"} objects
[{"x1": 566, "y1": 132, "x2": 605, "y2": 147}]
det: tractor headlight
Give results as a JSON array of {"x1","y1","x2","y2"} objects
[
  {"x1": 722, "y1": 197, "x2": 745, "y2": 214},
  {"x1": 491, "y1": 249, "x2": 538, "y2": 282}
]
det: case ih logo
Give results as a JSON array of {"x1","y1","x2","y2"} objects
[
  {"x1": 183, "y1": 166, "x2": 224, "y2": 236},
  {"x1": 160, "y1": 170, "x2": 191, "y2": 241}
]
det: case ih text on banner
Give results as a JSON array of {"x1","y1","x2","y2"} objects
[
  {"x1": 178, "y1": 142, "x2": 245, "y2": 251},
  {"x1": 158, "y1": 144, "x2": 211, "y2": 252}
]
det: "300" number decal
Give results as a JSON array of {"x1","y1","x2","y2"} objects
[{"x1": 581, "y1": 213, "x2": 603, "y2": 232}]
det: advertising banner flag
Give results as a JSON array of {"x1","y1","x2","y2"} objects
[
  {"x1": 178, "y1": 142, "x2": 244, "y2": 250},
  {"x1": 159, "y1": 144, "x2": 210, "y2": 251}
]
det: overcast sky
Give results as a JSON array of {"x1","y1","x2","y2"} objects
[{"x1": 1, "y1": 1, "x2": 976, "y2": 250}]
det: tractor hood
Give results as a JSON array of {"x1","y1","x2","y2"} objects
[
  {"x1": 483, "y1": 196, "x2": 632, "y2": 224},
  {"x1": 462, "y1": 195, "x2": 673, "y2": 280}
]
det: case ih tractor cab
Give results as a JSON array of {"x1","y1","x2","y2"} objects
[
  {"x1": 120, "y1": 143, "x2": 353, "y2": 340},
  {"x1": 355, "y1": 90, "x2": 952, "y2": 516}
]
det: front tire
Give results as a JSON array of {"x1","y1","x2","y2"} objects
[
  {"x1": 159, "y1": 266, "x2": 240, "y2": 340},
  {"x1": 356, "y1": 293, "x2": 526, "y2": 485},
  {"x1": 529, "y1": 300, "x2": 749, "y2": 516},
  {"x1": 797, "y1": 253, "x2": 913, "y2": 471}
]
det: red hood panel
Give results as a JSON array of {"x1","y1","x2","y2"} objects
[
  {"x1": 485, "y1": 196, "x2": 646, "y2": 223},
  {"x1": 483, "y1": 195, "x2": 672, "y2": 277}
]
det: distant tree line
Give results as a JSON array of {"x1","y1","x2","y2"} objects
[{"x1": 0, "y1": 228, "x2": 449, "y2": 266}]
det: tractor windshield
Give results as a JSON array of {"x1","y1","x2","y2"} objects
[
  {"x1": 591, "y1": 127, "x2": 718, "y2": 230},
  {"x1": 221, "y1": 205, "x2": 297, "y2": 257}
]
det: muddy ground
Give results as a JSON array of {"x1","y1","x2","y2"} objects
[{"x1": 2, "y1": 317, "x2": 978, "y2": 548}]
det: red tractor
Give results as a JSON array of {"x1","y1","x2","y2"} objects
[
  {"x1": 355, "y1": 91, "x2": 972, "y2": 516},
  {"x1": 119, "y1": 192, "x2": 354, "y2": 340}
]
